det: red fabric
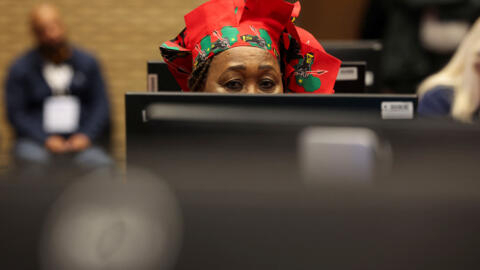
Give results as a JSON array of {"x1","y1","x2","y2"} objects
[
  {"x1": 184, "y1": 0, "x2": 238, "y2": 50},
  {"x1": 284, "y1": 26, "x2": 340, "y2": 94},
  {"x1": 160, "y1": 0, "x2": 341, "y2": 94}
]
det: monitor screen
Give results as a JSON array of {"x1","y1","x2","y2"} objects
[
  {"x1": 322, "y1": 40, "x2": 383, "y2": 93},
  {"x1": 122, "y1": 92, "x2": 480, "y2": 189}
]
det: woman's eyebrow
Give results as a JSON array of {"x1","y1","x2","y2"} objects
[
  {"x1": 258, "y1": 64, "x2": 275, "y2": 70},
  {"x1": 226, "y1": 65, "x2": 247, "y2": 72}
]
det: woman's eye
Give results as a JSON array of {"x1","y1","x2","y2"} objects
[
  {"x1": 224, "y1": 80, "x2": 243, "y2": 92},
  {"x1": 259, "y1": 79, "x2": 276, "y2": 91}
]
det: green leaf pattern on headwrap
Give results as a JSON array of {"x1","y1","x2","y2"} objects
[
  {"x1": 297, "y1": 76, "x2": 321, "y2": 92},
  {"x1": 161, "y1": 44, "x2": 180, "y2": 51},
  {"x1": 193, "y1": 27, "x2": 277, "y2": 70},
  {"x1": 200, "y1": 36, "x2": 213, "y2": 54},
  {"x1": 294, "y1": 53, "x2": 322, "y2": 92},
  {"x1": 259, "y1": 29, "x2": 273, "y2": 50},
  {"x1": 193, "y1": 35, "x2": 213, "y2": 68},
  {"x1": 221, "y1": 26, "x2": 240, "y2": 46}
]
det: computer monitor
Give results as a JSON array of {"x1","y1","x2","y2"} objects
[
  {"x1": 3, "y1": 162, "x2": 480, "y2": 270},
  {"x1": 334, "y1": 61, "x2": 366, "y2": 93},
  {"x1": 122, "y1": 92, "x2": 480, "y2": 189},
  {"x1": 147, "y1": 61, "x2": 367, "y2": 93},
  {"x1": 147, "y1": 61, "x2": 181, "y2": 92},
  {"x1": 123, "y1": 92, "x2": 480, "y2": 269},
  {"x1": 174, "y1": 183, "x2": 480, "y2": 270},
  {"x1": 0, "y1": 171, "x2": 181, "y2": 270},
  {"x1": 322, "y1": 40, "x2": 382, "y2": 93}
]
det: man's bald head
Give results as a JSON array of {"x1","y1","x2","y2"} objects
[{"x1": 30, "y1": 3, "x2": 67, "y2": 48}]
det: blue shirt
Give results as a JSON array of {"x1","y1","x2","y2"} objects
[
  {"x1": 5, "y1": 47, "x2": 110, "y2": 143},
  {"x1": 417, "y1": 86, "x2": 454, "y2": 117}
]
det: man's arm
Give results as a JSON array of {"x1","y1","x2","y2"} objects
[{"x1": 5, "y1": 64, "x2": 49, "y2": 144}]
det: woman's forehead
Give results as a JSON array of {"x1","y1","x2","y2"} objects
[{"x1": 213, "y1": 46, "x2": 280, "y2": 69}]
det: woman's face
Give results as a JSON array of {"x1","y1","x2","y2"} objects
[{"x1": 203, "y1": 46, "x2": 283, "y2": 94}]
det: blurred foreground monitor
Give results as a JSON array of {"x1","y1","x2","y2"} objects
[{"x1": 3, "y1": 166, "x2": 480, "y2": 269}]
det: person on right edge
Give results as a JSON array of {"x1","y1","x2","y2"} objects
[{"x1": 417, "y1": 17, "x2": 480, "y2": 122}]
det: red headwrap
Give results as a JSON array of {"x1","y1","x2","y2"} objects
[{"x1": 160, "y1": 0, "x2": 341, "y2": 94}]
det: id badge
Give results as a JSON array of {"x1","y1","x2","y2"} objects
[{"x1": 43, "y1": 96, "x2": 80, "y2": 134}]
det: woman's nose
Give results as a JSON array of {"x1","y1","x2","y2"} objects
[{"x1": 245, "y1": 82, "x2": 261, "y2": 94}]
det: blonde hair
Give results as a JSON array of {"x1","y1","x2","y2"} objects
[{"x1": 417, "y1": 17, "x2": 480, "y2": 122}]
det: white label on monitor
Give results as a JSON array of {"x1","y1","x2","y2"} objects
[
  {"x1": 381, "y1": 102, "x2": 414, "y2": 119},
  {"x1": 336, "y1": 67, "x2": 358, "y2": 81},
  {"x1": 147, "y1": 74, "x2": 158, "y2": 92}
]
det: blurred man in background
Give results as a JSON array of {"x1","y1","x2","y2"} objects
[{"x1": 4, "y1": 3, "x2": 112, "y2": 175}]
